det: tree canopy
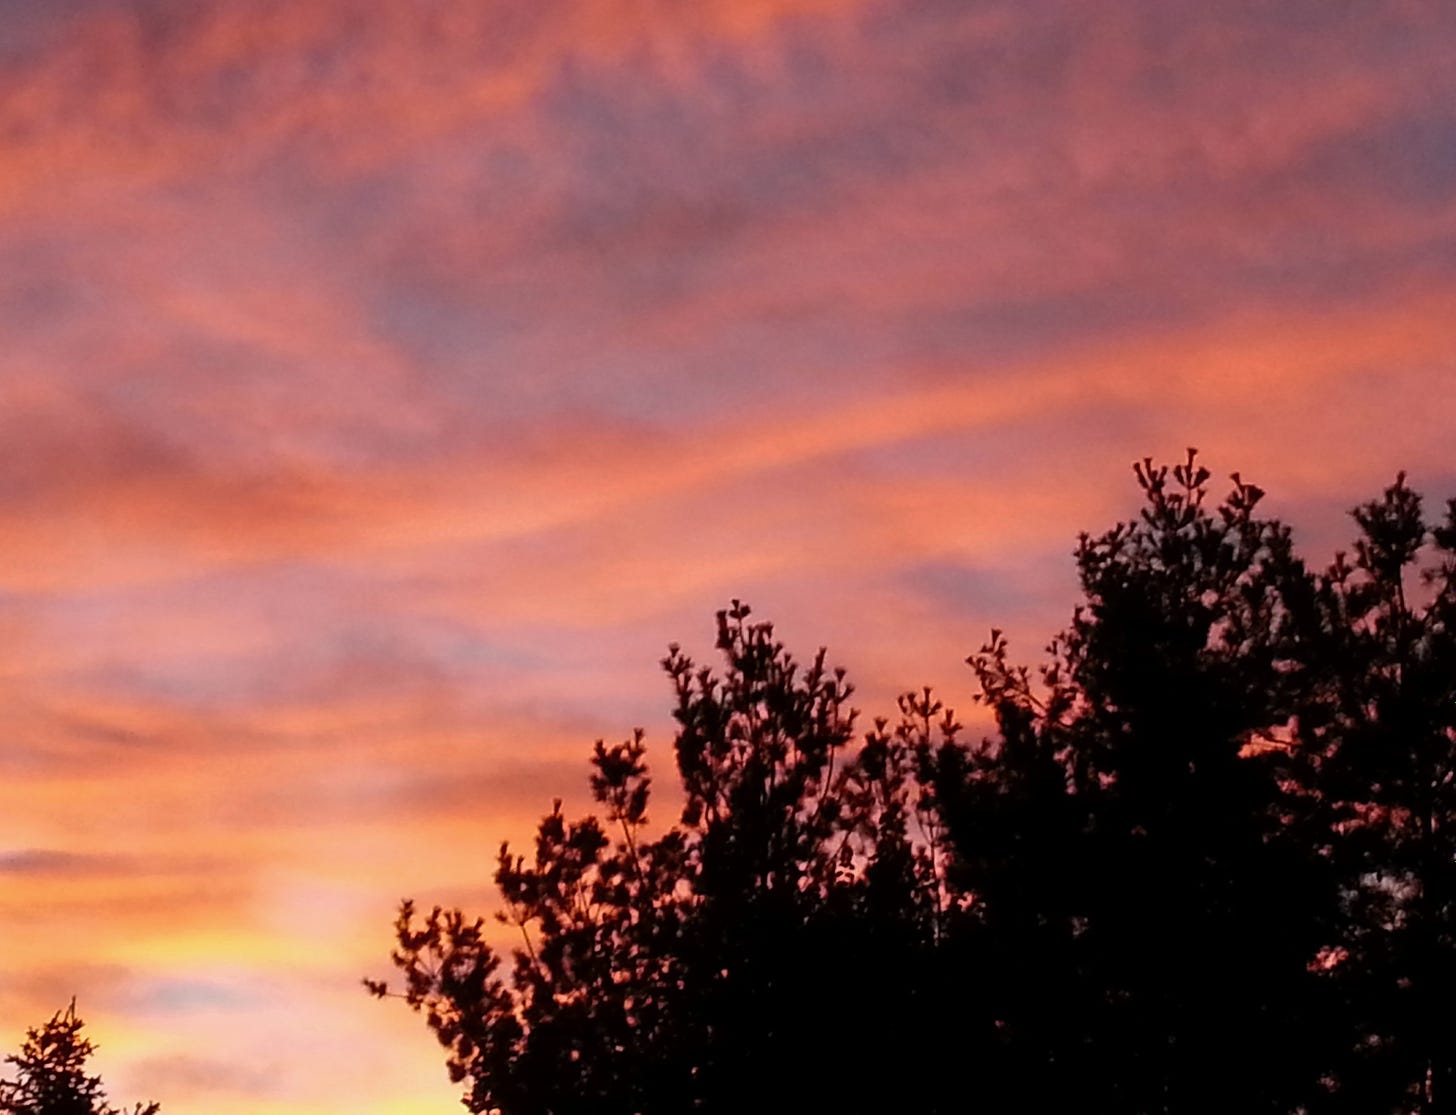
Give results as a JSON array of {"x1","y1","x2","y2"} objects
[
  {"x1": 0, "y1": 1002, "x2": 158, "y2": 1115},
  {"x1": 372, "y1": 452, "x2": 1456, "y2": 1115}
]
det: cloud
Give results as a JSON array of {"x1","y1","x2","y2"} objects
[
  {"x1": 0, "y1": 848, "x2": 138, "y2": 876},
  {"x1": 1, "y1": 2, "x2": 1454, "y2": 1113},
  {"x1": 124, "y1": 1052, "x2": 281, "y2": 1103}
]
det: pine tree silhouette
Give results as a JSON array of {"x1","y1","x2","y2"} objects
[
  {"x1": 373, "y1": 453, "x2": 1456, "y2": 1115},
  {"x1": 0, "y1": 1002, "x2": 158, "y2": 1115}
]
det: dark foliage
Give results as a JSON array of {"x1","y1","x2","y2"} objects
[
  {"x1": 960, "y1": 452, "x2": 1337, "y2": 1111},
  {"x1": 369, "y1": 604, "x2": 943, "y2": 1113},
  {"x1": 1298, "y1": 475, "x2": 1456, "y2": 1113},
  {"x1": 373, "y1": 452, "x2": 1456, "y2": 1115},
  {"x1": 0, "y1": 1003, "x2": 158, "y2": 1115}
]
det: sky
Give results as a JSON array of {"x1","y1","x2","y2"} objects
[{"x1": 1, "y1": 1, "x2": 1454, "y2": 1111}]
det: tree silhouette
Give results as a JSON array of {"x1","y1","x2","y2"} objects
[
  {"x1": 373, "y1": 453, "x2": 1456, "y2": 1115},
  {"x1": 1296, "y1": 475, "x2": 1456, "y2": 1113},
  {"x1": 956, "y1": 452, "x2": 1337, "y2": 1112},
  {"x1": 370, "y1": 602, "x2": 947, "y2": 1113},
  {"x1": 0, "y1": 1002, "x2": 158, "y2": 1115}
]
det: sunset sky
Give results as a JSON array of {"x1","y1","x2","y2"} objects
[{"x1": 2, "y1": 2, "x2": 1455, "y2": 1111}]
